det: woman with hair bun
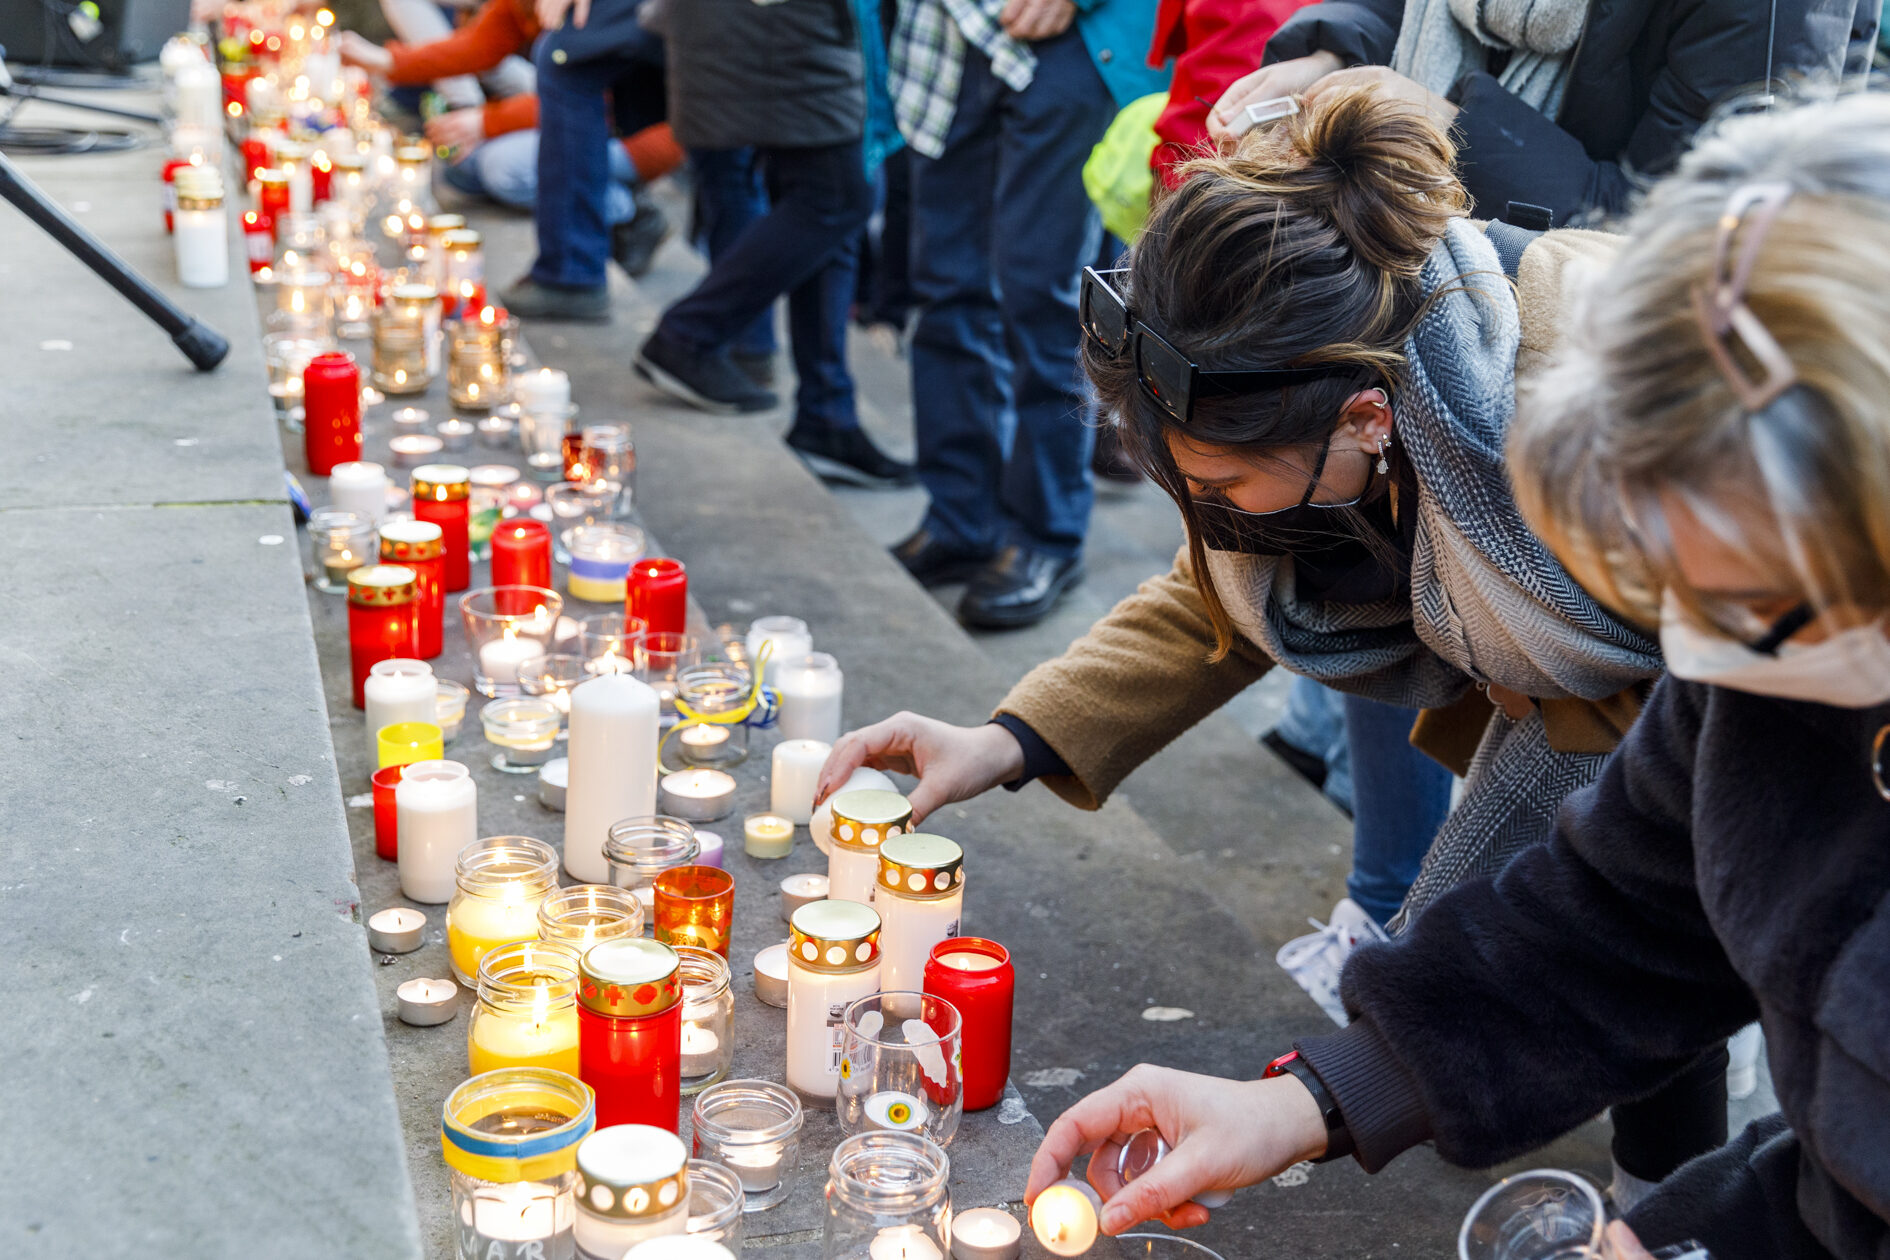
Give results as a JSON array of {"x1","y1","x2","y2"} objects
[{"x1": 1024, "y1": 91, "x2": 1890, "y2": 1260}]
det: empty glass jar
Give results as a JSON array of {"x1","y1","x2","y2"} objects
[
  {"x1": 837, "y1": 992, "x2": 964, "y2": 1149},
  {"x1": 820, "y1": 1131, "x2": 950, "y2": 1260},
  {"x1": 685, "y1": 1160, "x2": 745, "y2": 1250}
]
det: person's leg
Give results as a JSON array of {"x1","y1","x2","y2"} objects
[
  {"x1": 1610, "y1": 1045, "x2": 1732, "y2": 1210},
  {"x1": 1340, "y1": 692, "x2": 1455, "y2": 927},
  {"x1": 907, "y1": 52, "x2": 1011, "y2": 560},
  {"x1": 377, "y1": 0, "x2": 483, "y2": 109},
  {"x1": 444, "y1": 129, "x2": 539, "y2": 211},
  {"x1": 521, "y1": 41, "x2": 624, "y2": 300},
  {"x1": 875, "y1": 148, "x2": 915, "y2": 325},
  {"x1": 480, "y1": 52, "x2": 536, "y2": 102},
  {"x1": 786, "y1": 231, "x2": 865, "y2": 436},
  {"x1": 690, "y1": 149, "x2": 776, "y2": 359}
]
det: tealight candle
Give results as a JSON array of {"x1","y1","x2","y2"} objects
[
  {"x1": 658, "y1": 769, "x2": 737, "y2": 823},
  {"x1": 689, "y1": 1079, "x2": 804, "y2": 1210},
  {"x1": 390, "y1": 406, "x2": 431, "y2": 434},
  {"x1": 367, "y1": 906, "x2": 425, "y2": 954},
  {"x1": 743, "y1": 812, "x2": 794, "y2": 860},
  {"x1": 870, "y1": 1226, "x2": 944, "y2": 1260},
  {"x1": 396, "y1": 976, "x2": 458, "y2": 1025},
  {"x1": 752, "y1": 942, "x2": 790, "y2": 1008},
  {"x1": 780, "y1": 872, "x2": 828, "y2": 920},
  {"x1": 692, "y1": 829, "x2": 725, "y2": 870},
  {"x1": 389, "y1": 433, "x2": 444, "y2": 468},
  {"x1": 476, "y1": 414, "x2": 516, "y2": 447},
  {"x1": 769, "y1": 739, "x2": 830, "y2": 826},
  {"x1": 437, "y1": 417, "x2": 476, "y2": 451},
  {"x1": 539, "y1": 757, "x2": 568, "y2": 811},
  {"x1": 951, "y1": 1209, "x2": 1022, "y2": 1260},
  {"x1": 1030, "y1": 1180, "x2": 1102, "y2": 1258}
]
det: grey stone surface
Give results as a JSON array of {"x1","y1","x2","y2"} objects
[{"x1": 0, "y1": 104, "x2": 419, "y2": 1259}]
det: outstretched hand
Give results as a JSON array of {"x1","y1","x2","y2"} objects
[{"x1": 814, "y1": 714, "x2": 1025, "y2": 825}]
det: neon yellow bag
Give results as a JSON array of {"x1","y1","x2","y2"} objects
[{"x1": 1083, "y1": 92, "x2": 1167, "y2": 244}]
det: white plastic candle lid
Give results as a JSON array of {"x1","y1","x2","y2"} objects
[
  {"x1": 790, "y1": 897, "x2": 881, "y2": 941},
  {"x1": 378, "y1": 517, "x2": 443, "y2": 544},
  {"x1": 623, "y1": 1239, "x2": 735, "y2": 1260},
  {"x1": 878, "y1": 834, "x2": 962, "y2": 871},
  {"x1": 584, "y1": 937, "x2": 679, "y2": 985},
  {"x1": 830, "y1": 789, "x2": 910, "y2": 825},
  {"x1": 578, "y1": 1124, "x2": 687, "y2": 1186},
  {"x1": 411, "y1": 463, "x2": 471, "y2": 483}
]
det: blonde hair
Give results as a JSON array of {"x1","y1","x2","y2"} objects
[{"x1": 1509, "y1": 93, "x2": 1890, "y2": 630}]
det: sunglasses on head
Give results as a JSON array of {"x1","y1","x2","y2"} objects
[{"x1": 1080, "y1": 267, "x2": 1348, "y2": 425}]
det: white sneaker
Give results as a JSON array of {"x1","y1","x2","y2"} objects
[
  {"x1": 1276, "y1": 898, "x2": 1388, "y2": 1026},
  {"x1": 1727, "y1": 1023, "x2": 1765, "y2": 1100}
]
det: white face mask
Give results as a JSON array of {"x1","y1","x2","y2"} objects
[{"x1": 1659, "y1": 590, "x2": 1890, "y2": 708}]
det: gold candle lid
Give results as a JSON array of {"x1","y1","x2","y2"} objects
[
  {"x1": 347, "y1": 563, "x2": 416, "y2": 607},
  {"x1": 877, "y1": 834, "x2": 964, "y2": 900},
  {"x1": 576, "y1": 1125, "x2": 688, "y2": 1220},
  {"x1": 380, "y1": 518, "x2": 444, "y2": 562},
  {"x1": 412, "y1": 464, "x2": 472, "y2": 500},
  {"x1": 256, "y1": 167, "x2": 288, "y2": 189},
  {"x1": 427, "y1": 213, "x2": 467, "y2": 237},
  {"x1": 829, "y1": 789, "x2": 913, "y2": 854},
  {"x1": 441, "y1": 228, "x2": 483, "y2": 251},
  {"x1": 578, "y1": 938, "x2": 681, "y2": 1018},
  {"x1": 789, "y1": 899, "x2": 881, "y2": 973},
  {"x1": 395, "y1": 144, "x2": 430, "y2": 164}
]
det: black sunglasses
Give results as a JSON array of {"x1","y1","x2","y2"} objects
[{"x1": 1080, "y1": 267, "x2": 1347, "y2": 424}]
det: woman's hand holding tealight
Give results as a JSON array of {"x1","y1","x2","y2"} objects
[
  {"x1": 1026, "y1": 1065, "x2": 1329, "y2": 1234},
  {"x1": 814, "y1": 714, "x2": 1024, "y2": 825}
]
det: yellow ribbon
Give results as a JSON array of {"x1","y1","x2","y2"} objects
[{"x1": 657, "y1": 639, "x2": 771, "y2": 773}]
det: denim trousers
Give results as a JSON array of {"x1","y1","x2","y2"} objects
[
  {"x1": 688, "y1": 148, "x2": 776, "y2": 359},
  {"x1": 528, "y1": 26, "x2": 666, "y2": 288},
  {"x1": 907, "y1": 25, "x2": 1115, "y2": 558},
  {"x1": 444, "y1": 130, "x2": 636, "y2": 224},
  {"x1": 1342, "y1": 691, "x2": 1455, "y2": 926},
  {"x1": 658, "y1": 142, "x2": 873, "y2": 434}
]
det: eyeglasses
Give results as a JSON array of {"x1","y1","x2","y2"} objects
[{"x1": 1080, "y1": 267, "x2": 1346, "y2": 424}]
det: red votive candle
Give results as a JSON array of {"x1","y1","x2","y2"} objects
[
  {"x1": 924, "y1": 937, "x2": 1014, "y2": 1111},
  {"x1": 371, "y1": 764, "x2": 403, "y2": 860},
  {"x1": 310, "y1": 151, "x2": 333, "y2": 204},
  {"x1": 303, "y1": 352, "x2": 363, "y2": 476},
  {"x1": 241, "y1": 134, "x2": 270, "y2": 184},
  {"x1": 256, "y1": 168, "x2": 289, "y2": 242},
  {"x1": 346, "y1": 565, "x2": 419, "y2": 710},
  {"x1": 243, "y1": 210, "x2": 273, "y2": 274},
  {"x1": 579, "y1": 938, "x2": 684, "y2": 1133},
  {"x1": 490, "y1": 519, "x2": 552, "y2": 613},
  {"x1": 380, "y1": 520, "x2": 446, "y2": 659},
  {"x1": 411, "y1": 464, "x2": 473, "y2": 592},
  {"x1": 627, "y1": 558, "x2": 687, "y2": 637}
]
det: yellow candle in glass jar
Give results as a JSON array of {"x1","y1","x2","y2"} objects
[
  {"x1": 448, "y1": 882, "x2": 550, "y2": 985},
  {"x1": 467, "y1": 974, "x2": 581, "y2": 1077}
]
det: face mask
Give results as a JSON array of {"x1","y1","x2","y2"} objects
[
  {"x1": 1192, "y1": 476, "x2": 1409, "y2": 604},
  {"x1": 1658, "y1": 590, "x2": 1890, "y2": 708}
]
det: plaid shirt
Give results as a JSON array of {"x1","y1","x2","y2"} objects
[{"x1": 888, "y1": 0, "x2": 1038, "y2": 158}]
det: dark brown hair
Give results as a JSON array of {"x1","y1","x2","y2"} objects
[{"x1": 1091, "y1": 88, "x2": 1467, "y2": 659}]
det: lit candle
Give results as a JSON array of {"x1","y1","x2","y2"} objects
[
  {"x1": 468, "y1": 971, "x2": 580, "y2": 1075},
  {"x1": 515, "y1": 366, "x2": 571, "y2": 413},
  {"x1": 753, "y1": 942, "x2": 790, "y2": 1008},
  {"x1": 469, "y1": 1179, "x2": 573, "y2": 1244},
  {"x1": 780, "y1": 872, "x2": 829, "y2": 920},
  {"x1": 770, "y1": 739, "x2": 830, "y2": 826},
  {"x1": 479, "y1": 627, "x2": 538, "y2": 685},
  {"x1": 389, "y1": 433, "x2": 445, "y2": 468},
  {"x1": 1030, "y1": 1180, "x2": 1102, "y2": 1258},
  {"x1": 449, "y1": 881, "x2": 549, "y2": 984},
  {"x1": 678, "y1": 723, "x2": 730, "y2": 751},
  {"x1": 935, "y1": 950, "x2": 1003, "y2": 972},
  {"x1": 743, "y1": 812, "x2": 795, "y2": 860},
  {"x1": 367, "y1": 906, "x2": 425, "y2": 954},
  {"x1": 680, "y1": 1020, "x2": 721, "y2": 1077},
  {"x1": 869, "y1": 1226, "x2": 944, "y2": 1260},
  {"x1": 951, "y1": 1208, "x2": 1022, "y2": 1260},
  {"x1": 396, "y1": 976, "x2": 458, "y2": 1025},
  {"x1": 328, "y1": 460, "x2": 389, "y2": 523},
  {"x1": 658, "y1": 769, "x2": 737, "y2": 823}
]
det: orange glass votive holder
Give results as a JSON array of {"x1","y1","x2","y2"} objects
[{"x1": 653, "y1": 865, "x2": 735, "y2": 958}]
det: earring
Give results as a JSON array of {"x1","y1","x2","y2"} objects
[{"x1": 1376, "y1": 434, "x2": 1390, "y2": 475}]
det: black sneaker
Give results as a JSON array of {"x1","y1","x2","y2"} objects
[
  {"x1": 496, "y1": 275, "x2": 611, "y2": 322},
  {"x1": 732, "y1": 350, "x2": 777, "y2": 390},
  {"x1": 787, "y1": 424, "x2": 917, "y2": 488},
  {"x1": 610, "y1": 194, "x2": 671, "y2": 278},
  {"x1": 635, "y1": 331, "x2": 778, "y2": 414}
]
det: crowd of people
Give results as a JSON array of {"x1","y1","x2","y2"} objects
[{"x1": 325, "y1": 0, "x2": 1888, "y2": 1253}]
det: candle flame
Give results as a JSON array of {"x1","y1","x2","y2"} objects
[{"x1": 531, "y1": 978, "x2": 549, "y2": 1029}]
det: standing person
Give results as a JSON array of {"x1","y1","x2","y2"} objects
[
  {"x1": 888, "y1": 0, "x2": 1168, "y2": 628},
  {"x1": 1024, "y1": 92, "x2": 1890, "y2": 1260}
]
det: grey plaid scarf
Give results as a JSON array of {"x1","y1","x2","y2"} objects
[{"x1": 1391, "y1": 0, "x2": 1588, "y2": 120}]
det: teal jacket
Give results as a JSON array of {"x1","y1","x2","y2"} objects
[{"x1": 1076, "y1": 0, "x2": 1170, "y2": 106}]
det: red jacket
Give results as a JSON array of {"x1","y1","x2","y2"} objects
[{"x1": 1147, "y1": 0, "x2": 1312, "y2": 186}]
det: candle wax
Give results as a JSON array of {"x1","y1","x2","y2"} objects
[
  {"x1": 1030, "y1": 1182, "x2": 1101, "y2": 1258},
  {"x1": 869, "y1": 1226, "x2": 944, "y2": 1260},
  {"x1": 951, "y1": 1209, "x2": 1022, "y2": 1260},
  {"x1": 680, "y1": 724, "x2": 730, "y2": 747},
  {"x1": 469, "y1": 1177, "x2": 574, "y2": 1243},
  {"x1": 468, "y1": 979, "x2": 580, "y2": 1077},
  {"x1": 480, "y1": 631, "x2": 538, "y2": 685},
  {"x1": 680, "y1": 1020, "x2": 721, "y2": 1077},
  {"x1": 935, "y1": 951, "x2": 1003, "y2": 972},
  {"x1": 448, "y1": 885, "x2": 549, "y2": 983},
  {"x1": 744, "y1": 813, "x2": 795, "y2": 860}
]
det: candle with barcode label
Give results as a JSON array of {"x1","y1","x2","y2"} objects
[{"x1": 785, "y1": 900, "x2": 882, "y2": 1098}]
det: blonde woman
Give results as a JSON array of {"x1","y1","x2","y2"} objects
[{"x1": 1023, "y1": 92, "x2": 1890, "y2": 1260}]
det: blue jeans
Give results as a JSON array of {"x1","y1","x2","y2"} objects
[
  {"x1": 658, "y1": 142, "x2": 873, "y2": 434},
  {"x1": 445, "y1": 130, "x2": 637, "y2": 225},
  {"x1": 907, "y1": 25, "x2": 1115, "y2": 558},
  {"x1": 529, "y1": 22, "x2": 666, "y2": 289},
  {"x1": 689, "y1": 148, "x2": 776, "y2": 359},
  {"x1": 1342, "y1": 692, "x2": 1454, "y2": 926}
]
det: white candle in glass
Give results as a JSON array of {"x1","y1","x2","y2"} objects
[
  {"x1": 934, "y1": 951, "x2": 1002, "y2": 973},
  {"x1": 810, "y1": 766, "x2": 897, "y2": 857},
  {"x1": 479, "y1": 630, "x2": 539, "y2": 686},
  {"x1": 564, "y1": 674, "x2": 661, "y2": 883},
  {"x1": 515, "y1": 367, "x2": 571, "y2": 413},
  {"x1": 471, "y1": 1178, "x2": 574, "y2": 1243},
  {"x1": 770, "y1": 739, "x2": 830, "y2": 826},
  {"x1": 328, "y1": 460, "x2": 389, "y2": 523},
  {"x1": 745, "y1": 616, "x2": 811, "y2": 687},
  {"x1": 364, "y1": 658, "x2": 435, "y2": 761},
  {"x1": 775, "y1": 653, "x2": 843, "y2": 744},
  {"x1": 395, "y1": 760, "x2": 477, "y2": 903},
  {"x1": 680, "y1": 1020, "x2": 721, "y2": 1077},
  {"x1": 869, "y1": 1226, "x2": 944, "y2": 1260}
]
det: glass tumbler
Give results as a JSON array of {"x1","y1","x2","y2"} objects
[
  {"x1": 518, "y1": 652, "x2": 590, "y2": 723},
  {"x1": 837, "y1": 992, "x2": 964, "y2": 1149},
  {"x1": 519, "y1": 402, "x2": 578, "y2": 481},
  {"x1": 309, "y1": 506, "x2": 375, "y2": 594},
  {"x1": 639, "y1": 632, "x2": 701, "y2": 723},
  {"x1": 481, "y1": 695, "x2": 562, "y2": 772},
  {"x1": 1458, "y1": 1170, "x2": 1606, "y2": 1260},
  {"x1": 605, "y1": 815, "x2": 701, "y2": 924},
  {"x1": 459, "y1": 586, "x2": 563, "y2": 697},
  {"x1": 578, "y1": 612, "x2": 649, "y2": 677},
  {"x1": 675, "y1": 945, "x2": 735, "y2": 1094},
  {"x1": 690, "y1": 1079, "x2": 804, "y2": 1213},
  {"x1": 685, "y1": 1160, "x2": 744, "y2": 1250},
  {"x1": 654, "y1": 866, "x2": 736, "y2": 958},
  {"x1": 673, "y1": 663, "x2": 751, "y2": 769},
  {"x1": 820, "y1": 1131, "x2": 950, "y2": 1260}
]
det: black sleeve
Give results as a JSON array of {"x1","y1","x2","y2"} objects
[
  {"x1": 1294, "y1": 676, "x2": 1759, "y2": 1173},
  {"x1": 1261, "y1": 0, "x2": 1405, "y2": 68},
  {"x1": 1449, "y1": 72, "x2": 1632, "y2": 224},
  {"x1": 988, "y1": 715, "x2": 1072, "y2": 791}
]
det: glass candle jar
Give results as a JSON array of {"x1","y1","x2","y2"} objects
[
  {"x1": 442, "y1": 1067, "x2": 593, "y2": 1260},
  {"x1": 413, "y1": 463, "x2": 474, "y2": 591},
  {"x1": 837, "y1": 991, "x2": 964, "y2": 1149},
  {"x1": 565, "y1": 524, "x2": 649, "y2": 606},
  {"x1": 685, "y1": 1160, "x2": 744, "y2": 1248},
  {"x1": 826, "y1": 789, "x2": 914, "y2": 906},
  {"x1": 690, "y1": 1079, "x2": 805, "y2": 1212},
  {"x1": 364, "y1": 657, "x2": 436, "y2": 762},
  {"x1": 578, "y1": 938, "x2": 684, "y2": 1132},
  {"x1": 460, "y1": 586, "x2": 564, "y2": 697},
  {"x1": 640, "y1": 632, "x2": 701, "y2": 722},
  {"x1": 628, "y1": 558, "x2": 689, "y2": 637},
  {"x1": 547, "y1": 482, "x2": 616, "y2": 554},
  {"x1": 787, "y1": 900, "x2": 883, "y2": 1100},
  {"x1": 922, "y1": 939, "x2": 1013, "y2": 1113},
  {"x1": 522, "y1": 402, "x2": 580, "y2": 481},
  {"x1": 492, "y1": 519, "x2": 553, "y2": 594},
  {"x1": 302, "y1": 349, "x2": 362, "y2": 475},
  {"x1": 673, "y1": 664, "x2": 751, "y2": 769},
  {"x1": 674, "y1": 946, "x2": 734, "y2": 1095},
  {"x1": 264, "y1": 330, "x2": 334, "y2": 421},
  {"x1": 579, "y1": 423, "x2": 636, "y2": 518},
  {"x1": 379, "y1": 518, "x2": 446, "y2": 659},
  {"x1": 520, "y1": 652, "x2": 591, "y2": 722},
  {"x1": 483, "y1": 696, "x2": 563, "y2": 772},
  {"x1": 450, "y1": 837, "x2": 560, "y2": 986},
  {"x1": 437, "y1": 679, "x2": 471, "y2": 744},
  {"x1": 579, "y1": 613, "x2": 649, "y2": 677},
  {"x1": 309, "y1": 506, "x2": 373, "y2": 593},
  {"x1": 449, "y1": 309, "x2": 513, "y2": 409},
  {"x1": 371, "y1": 293, "x2": 433, "y2": 395},
  {"x1": 654, "y1": 866, "x2": 735, "y2": 961},
  {"x1": 575, "y1": 1124, "x2": 690, "y2": 1260},
  {"x1": 539, "y1": 884, "x2": 644, "y2": 951},
  {"x1": 469, "y1": 938, "x2": 582, "y2": 1076},
  {"x1": 605, "y1": 816, "x2": 700, "y2": 923},
  {"x1": 745, "y1": 617, "x2": 812, "y2": 688},
  {"x1": 336, "y1": 246, "x2": 377, "y2": 337},
  {"x1": 347, "y1": 563, "x2": 419, "y2": 708},
  {"x1": 874, "y1": 835, "x2": 965, "y2": 998},
  {"x1": 821, "y1": 1131, "x2": 950, "y2": 1260}
]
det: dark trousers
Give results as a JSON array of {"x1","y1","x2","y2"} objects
[
  {"x1": 529, "y1": 20, "x2": 666, "y2": 289},
  {"x1": 908, "y1": 26, "x2": 1115, "y2": 558},
  {"x1": 689, "y1": 148, "x2": 776, "y2": 359},
  {"x1": 658, "y1": 141, "x2": 873, "y2": 434},
  {"x1": 1343, "y1": 693, "x2": 1455, "y2": 926}
]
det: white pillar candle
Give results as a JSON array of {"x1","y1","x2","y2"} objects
[
  {"x1": 328, "y1": 461, "x2": 389, "y2": 523},
  {"x1": 172, "y1": 58, "x2": 224, "y2": 153},
  {"x1": 563, "y1": 674, "x2": 660, "y2": 883},
  {"x1": 515, "y1": 367, "x2": 571, "y2": 413},
  {"x1": 775, "y1": 652, "x2": 843, "y2": 744},
  {"x1": 770, "y1": 739, "x2": 830, "y2": 826},
  {"x1": 364, "y1": 658, "x2": 436, "y2": 761},
  {"x1": 395, "y1": 760, "x2": 478, "y2": 903},
  {"x1": 951, "y1": 1208, "x2": 1022, "y2": 1260},
  {"x1": 810, "y1": 766, "x2": 897, "y2": 857},
  {"x1": 875, "y1": 835, "x2": 965, "y2": 997},
  {"x1": 745, "y1": 617, "x2": 811, "y2": 688},
  {"x1": 786, "y1": 900, "x2": 881, "y2": 1099}
]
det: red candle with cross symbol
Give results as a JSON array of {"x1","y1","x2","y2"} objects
[
  {"x1": 578, "y1": 938, "x2": 684, "y2": 1133},
  {"x1": 303, "y1": 352, "x2": 363, "y2": 476},
  {"x1": 627, "y1": 557, "x2": 687, "y2": 637},
  {"x1": 346, "y1": 565, "x2": 419, "y2": 710},
  {"x1": 379, "y1": 520, "x2": 446, "y2": 659}
]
